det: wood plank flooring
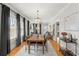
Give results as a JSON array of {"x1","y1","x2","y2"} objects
[
  {"x1": 7, "y1": 41, "x2": 27, "y2": 56},
  {"x1": 7, "y1": 38, "x2": 63, "y2": 56},
  {"x1": 49, "y1": 39, "x2": 63, "y2": 56}
]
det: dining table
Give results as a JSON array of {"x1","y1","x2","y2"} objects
[{"x1": 27, "y1": 35, "x2": 45, "y2": 54}]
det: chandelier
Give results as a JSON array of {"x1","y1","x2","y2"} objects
[{"x1": 34, "y1": 10, "x2": 40, "y2": 23}]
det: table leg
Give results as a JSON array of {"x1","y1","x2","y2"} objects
[
  {"x1": 43, "y1": 42, "x2": 44, "y2": 54},
  {"x1": 28, "y1": 42, "x2": 30, "y2": 54},
  {"x1": 75, "y1": 43, "x2": 77, "y2": 56},
  {"x1": 65, "y1": 43, "x2": 67, "y2": 56}
]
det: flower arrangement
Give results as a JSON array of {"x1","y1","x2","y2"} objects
[
  {"x1": 61, "y1": 32, "x2": 68, "y2": 40},
  {"x1": 61, "y1": 32, "x2": 67, "y2": 35}
]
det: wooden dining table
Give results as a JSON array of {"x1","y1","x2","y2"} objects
[{"x1": 27, "y1": 35, "x2": 45, "y2": 54}]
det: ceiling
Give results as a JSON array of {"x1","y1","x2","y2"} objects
[{"x1": 5, "y1": 3, "x2": 68, "y2": 23}]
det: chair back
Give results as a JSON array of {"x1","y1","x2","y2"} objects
[{"x1": 44, "y1": 33, "x2": 48, "y2": 43}]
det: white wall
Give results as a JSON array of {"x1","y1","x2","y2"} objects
[{"x1": 52, "y1": 3, "x2": 79, "y2": 55}]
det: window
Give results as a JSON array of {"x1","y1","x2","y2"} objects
[
  {"x1": 25, "y1": 20, "x2": 27, "y2": 36},
  {"x1": 10, "y1": 10, "x2": 17, "y2": 40},
  {"x1": 9, "y1": 10, "x2": 17, "y2": 50},
  {"x1": 20, "y1": 16, "x2": 24, "y2": 42}
]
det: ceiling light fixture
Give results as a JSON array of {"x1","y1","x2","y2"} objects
[{"x1": 34, "y1": 10, "x2": 40, "y2": 23}]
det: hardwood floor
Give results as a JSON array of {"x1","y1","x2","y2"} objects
[
  {"x1": 7, "y1": 41, "x2": 27, "y2": 56},
  {"x1": 49, "y1": 39, "x2": 63, "y2": 56},
  {"x1": 7, "y1": 38, "x2": 63, "y2": 56}
]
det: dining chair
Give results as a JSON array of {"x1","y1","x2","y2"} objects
[
  {"x1": 37, "y1": 34, "x2": 48, "y2": 52},
  {"x1": 26, "y1": 35, "x2": 36, "y2": 53}
]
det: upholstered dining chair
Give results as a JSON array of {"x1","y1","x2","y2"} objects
[
  {"x1": 37, "y1": 34, "x2": 48, "y2": 52},
  {"x1": 26, "y1": 35, "x2": 36, "y2": 53}
]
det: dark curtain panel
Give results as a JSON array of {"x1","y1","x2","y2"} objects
[
  {"x1": 0, "y1": 4, "x2": 2, "y2": 55},
  {"x1": 23, "y1": 18, "x2": 26, "y2": 41},
  {"x1": 33, "y1": 23, "x2": 37, "y2": 34},
  {"x1": 27, "y1": 20, "x2": 29, "y2": 36},
  {"x1": 33, "y1": 23, "x2": 34, "y2": 33},
  {"x1": 16, "y1": 14, "x2": 21, "y2": 46},
  {"x1": 40, "y1": 24, "x2": 41, "y2": 34},
  {"x1": 1, "y1": 4, "x2": 10, "y2": 56},
  {"x1": 36, "y1": 24, "x2": 37, "y2": 34}
]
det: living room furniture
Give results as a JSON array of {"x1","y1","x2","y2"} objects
[{"x1": 59, "y1": 38, "x2": 77, "y2": 56}]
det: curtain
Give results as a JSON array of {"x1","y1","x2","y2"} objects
[
  {"x1": 23, "y1": 18, "x2": 26, "y2": 41},
  {"x1": 16, "y1": 14, "x2": 21, "y2": 46},
  {"x1": 0, "y1": 4, "x2": 2, "y2": 55},
  {"x1": 40, "y1": 24, "x2": 41, "y2": 34},
  {"x1": 27, "y1": 20, "x2": 29, "y2": 36},
  {"x1": 1, "y1": 4, "x2": 10, "y2": 55}
]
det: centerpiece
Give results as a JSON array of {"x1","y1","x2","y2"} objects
[{"x1": 61, "y1": 32, "x2": 67, "y2": 40}]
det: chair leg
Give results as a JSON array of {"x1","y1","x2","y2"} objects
[
  {"x1": 46, "y1": 42, "x2": 48, "y2": 52},
  {"x1": 28, "y1": 45, "x2": 30, "y2": 54},
  {"x1": 25, "y1": 45, "x2": 27, "y2": 51},
  {"x1": 28, "y1": 42, "x2": 30, "y2": 54},
  {"x1": 43, "y1": 45, "x2": 44, "y2": 54},
  {"x1": 37, "y1": 45, "x2": 38, "y2": 51},
  {"x1": 45, "y1": 45, "x2": 48, "y2": 52},
  {"x1": 34, "y1": 44, "x2": 35, "y2": 51}
]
